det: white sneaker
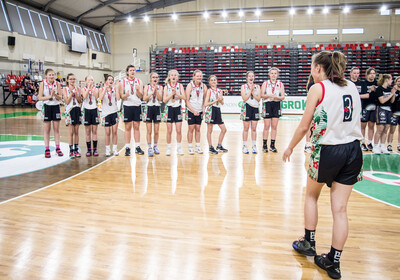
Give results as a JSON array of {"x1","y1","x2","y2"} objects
[
  {"x1": 113, "y1": 150, "x2": 119, "y2": 156},
  {"x1": 381, "y1": 146, "x2": 390, "y2": 154},
  {"x1": 166, "y1": 147, "x2": 171, "y2": 156},
  {"x1": 177, "y1": 147, "x2": 184, "y2": 155},
  {"x1": 188, "y1": 147, "x2": 194, "y2": 155},
  {"x1": 195, "y1": 146, "x2": 203, "y2": 154},
  {"x1": 372, "y1": 146, "x2": 382, "y2": 154},
  {"x1": 252, "y1": 145, "x2": 257, "y2": 154},
  {"x1": 242, "y1": 146, "x2": 249, "y2": 154},
  {"x1": 105, "y1": 151, "x2": 111, "y2": 157}
]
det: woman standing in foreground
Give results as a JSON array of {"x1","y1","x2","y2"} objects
[{"x1": 282, "y1": 51, "x2": 363, "y2": 279}]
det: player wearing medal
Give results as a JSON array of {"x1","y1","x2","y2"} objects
[
  {"x1": 163, "y1": 69, "x2": 186, "y2": 156},
  {"x1": 204, "y1": 75, "x2": 228, "y2": 154},
  {"x1": 241, "y1": 71, "x2": 261, "y2": 154},
  {"x1": 38, "y1": 68, "x2": 63, "y2": 158},
  {"x1": 99, "y1": 75, "x2": 120, "y2": 156},
  {"x1": 186, "y1": 69, "x2": 207, "y2": 154},
  {"x1": 260, "y1": 67, "x2": 285, "y2": 153},
  {"x1": 63, "y1": 73, "x2": 82, "y2": 159},
  {"x1": 81, "y1": 75, "x2": 100, "y2": 157},
  {"x1": 143, "y1": 72, "x2": 163, "y2": 156},
  {"x1": 119, "y1": 65, "x2": 144, "y2": 156}
]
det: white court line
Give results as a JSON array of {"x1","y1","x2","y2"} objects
[
  {"x1": 0, "y1": 126, "x2": 127, "y2": 205},
  {"x1": 352, "y1": 189, "x2": 400, "y2": 209}
]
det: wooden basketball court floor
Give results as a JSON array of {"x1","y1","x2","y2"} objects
[{"x1": 0, "y1": 107, "x2": 399, "y2": 279}]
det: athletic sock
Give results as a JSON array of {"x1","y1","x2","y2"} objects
[
  {"x1": 69, "y1": 145, "x2": 74, "y2": 152},
  {"x1": 243, "y1": 141, "x2": 247, "y2": 147},
  {"x1": 113, "y1": 145, "x2": 117, "y2": 152},
  {"x1": 56, "y1": 145, "x2": 60, "y2": 149},
  {"x1": 74, "y1": 144, "x2": 79, "y2": 151},
  {"x1": 135, "y1": 142, "x2": 140, "y2": 148},
  {"x1": 195, "y1": 143, "x2": 200, "y2": 148},
  {"x1": 125, "y1": 144, "x2": 130, "y2": 149},
  {"x1": 86, "y1": 141, "x2": 91, "y2": 150},
  {"x1": 167, "y1": 144, "x2": 171, "y2": 149},
  {"x1": 188, "y1": 143, "x2": 193, "y2": 148},
  {"x1": 271, "y1": 139, "x2": 276, "y2": 147},
  {"x1": 154, "y1": 142, "x2": 158, "y2": 147},
  {"x1": 93, "y1": 140, "x2": 98, "y2": 150},
  {"x1": 106, "y1": 145, "x2": 110, "y2": 153},
  {"x1": 327, "y1": 246, "x2": 342, "y2": 267},
  {"x1": 263, "y1": 139, "x2": 267, "y2": 146},
  {"x1": 252, "y1": 140, "x2": 256, "y2": 146},
  {"x1": 45, "y1": 146, "x2": 49, "y2": 150},
  {"x1": 177, "y1": 143, "x2": 182, "y2": 149},
  {"x1": 305, "y1": 228, "x2": 316, "y2": 246},
  {"x1": 148, "y1": 143, "x2": 152, "y2": 148}
]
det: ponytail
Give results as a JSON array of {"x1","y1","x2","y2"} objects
[
  {"x1": 377, "y1": 74, "x2": 392, "y2": 86},
  {"x1": 312, "y1": 51, "x2": 347, "y2": 87}
]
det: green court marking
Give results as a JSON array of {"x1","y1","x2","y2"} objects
[
  {"x1": 0, "y1": 134, "x2": 54, "y2": 141},
  {"x1": 355, "y1": 154, "x2": 400, "y2": 207},
  {"x1": 0, "y1": 112, "x2": 38, "y2": 119}
]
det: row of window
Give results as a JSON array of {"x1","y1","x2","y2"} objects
[{"x1": 0, "y1": 0, "x2": 109, "y2": 53}]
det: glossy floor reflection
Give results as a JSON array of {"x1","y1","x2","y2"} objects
[{"x1": 0, "y1": 107, "x2": 399, "y2": 279}]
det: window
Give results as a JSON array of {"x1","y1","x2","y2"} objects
[
  {"x1": 316, "y1": 28, "x2": 338, "y2": 35},
  {"x1": 18, "y1": 6, "x2": 35, "y2": 37},
  {"x1": 268, "y1": 30, "x2": 289, "y2": 36},
  {"x1": 30, "y1": 11, "x2": 45, "y2": 39},
  {"x1": 342, "y1": 28, "x2": 364, "y2": 34},
  {"x1": 6, "y1": 2, "x2": 24, "y2": 34},
  {"x1": 293, "y1": 29, "x2": 314, "y2": 35},
  {"x1": 0, "y1": 0, "x2": 11, "y2": 31}
]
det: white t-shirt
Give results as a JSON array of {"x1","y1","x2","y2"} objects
[
  {"x1": 209, "y1": 88, "x2": 223, "y2": 108},
  {"x1": 166, "y1": 83, "x2": 183, "y2": 107},
  {"x1": 313, "y1": 79, "x2": 362, "y2": 145},
  {"x1": 82, "y1": 87, "x2": 97, "y2": 110},
  {"x1": 187, "y1": 81, "x2": 205, "y2": 112},
  {"x1": 101, "y1": 87, "x2": 118, "y2": 117},
  {"x1": 146, "y1": 85, "x2": 161, "y2": 107},
  {"x1": 244, "y1": 83, "x2": 260, "y2": 108},
  {"x1": 42, "y1": 80, "x2": 60, "y2": 105},
  {"x1": 264, "y1": 80, "x2": 283, "y2": 102},
  {"x1": 64, "y1": 87, "x2": 80, "y2": 113},
  {"x1": 123, "y1": 78, "x2": 141, "y2": 106}
]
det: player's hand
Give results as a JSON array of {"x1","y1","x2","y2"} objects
[{"x1": 282, "y1": 147, "x2": 293, "y2": 162}]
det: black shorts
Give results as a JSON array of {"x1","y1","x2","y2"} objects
[
  {"x1": 167, "y1": 106, "x2": 182, "y2": 123},
  {"x1": 376, "y1": 107, "x2": 392, "y2": 125},
  {"x1": 361, "y1": 109, "x2": 376, "y2": 123},
  {"x1": 263, "y1": 102, "x2": 281, "y2": 119},
  {"x1": 209, "y1": 106, "x2": 224, "y2": 125},
  {"x1": 83, "y1": 108, "x2": 99, "y2": 126},
  {"x1": 123, "y1": 105, "x2": 141, "y2": 122},
  {"x1": 187, "y1": 110, "x2": 203, "y2": 125},
  {"x1": 244, "y1": 103, "x2": 260, "y2": 121},
  {"x1": 390, "y1": 115, "x2": 400, "y2": 126},
  {"x1": 146, "y1": 106, "x2": 161, "y2": 123},
  {"x1": 66, "y1": 107, "x2": 81, "y2": 125},
  {"x1": 103, "y1": 112, "x2": 119, "y2": 127},
  {"x1": 309, "y1": 140, "x2": 363, "y2": 188},
  {"x1": 43, "y1": 104, "x2": 61, "y2": 122}
]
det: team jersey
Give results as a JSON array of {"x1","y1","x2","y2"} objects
[
  {"x1": 362, "y1": 80, "x2": 378, "y2": 110},
  {"x1": 165, "y1": 83, "x2": 183, "y2": 107},
  {"x1": 264, "y1": 80, "x2": 283, "y2": 102},
  {"x1": 350, "y1": 79, "x2": 364, "y2": 109},
  {"x1": 187, "y1": 81, "x2": 205, "y2": 112},
  {"x1": 392, "y1": 90, "x2": 400, "y2": 115},
  {"x1": 42, "y1": 80, "x2": 60, "y2": 105},
  {"x1": 375, "y1": 86, "x2": 393, "y2": 110},
  {"x1": 64, "y1": 87, "x2": 80, "y2": 113},
  {"x1": 312, "y1": 79, "x2": 362, "y2": 145},
  {"x1": 209, "y1": 88, "x2": 223, "y2": 108},
  {"x1": 123, "y1": 78, "x2": 141, "y2": 106},
  {"x1": 101, "y1": 87, "x2": 118, "y2": 117},
  {"x1": 82, "y1": 87, "x2": 97, "y2": 110},
  {"x1": 244, "y1": 83, "x2": 260, "y2": 108},
  {"x1": 146, "y1": 85, "x2": 161, "y2": 106}
]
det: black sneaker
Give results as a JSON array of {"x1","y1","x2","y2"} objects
[
  {"x1": 367, "y1": 143, "x2": 373, "y2": 151},
  {"x1": 314, "y1": 254, "x2": 341, "y2": 279},
  {"x1": 269, "y1": 146, "x2": 278, "y2": 153},
  {"x1": 361, "y1": 143, "x2": 368, "y2": 151},
  {"x1": 263, "y1": 145, "x2": 268, "y2": 153},
  {"x1": 398, "y1": 145, "x2": 400, "y2": 152},
  {"x1": 125, "y1": 147, "x2": 131, "y2": 156},
  {"x1": 216, "y1": 145, "x2": 228, "y2": 153},
  {"x1": 387, "y1": 145, "x2": 393, "y2": 153},
  {"x1": 135, "y1": 146, "x2": 144, "y2": 155},
  {"x1": 209, "y1": 146, "x2": 218, "y2": 154},
  {"x1": 292, "y1": 237, "x2": 316, "y2": 256}
]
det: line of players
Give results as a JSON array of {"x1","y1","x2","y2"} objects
[
  {"x1": 348, "y1": 67, "x2": 400, "y2": 153},
  {"x1": 37, "y1": 65, "x2": 287, "y2": 158}
]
